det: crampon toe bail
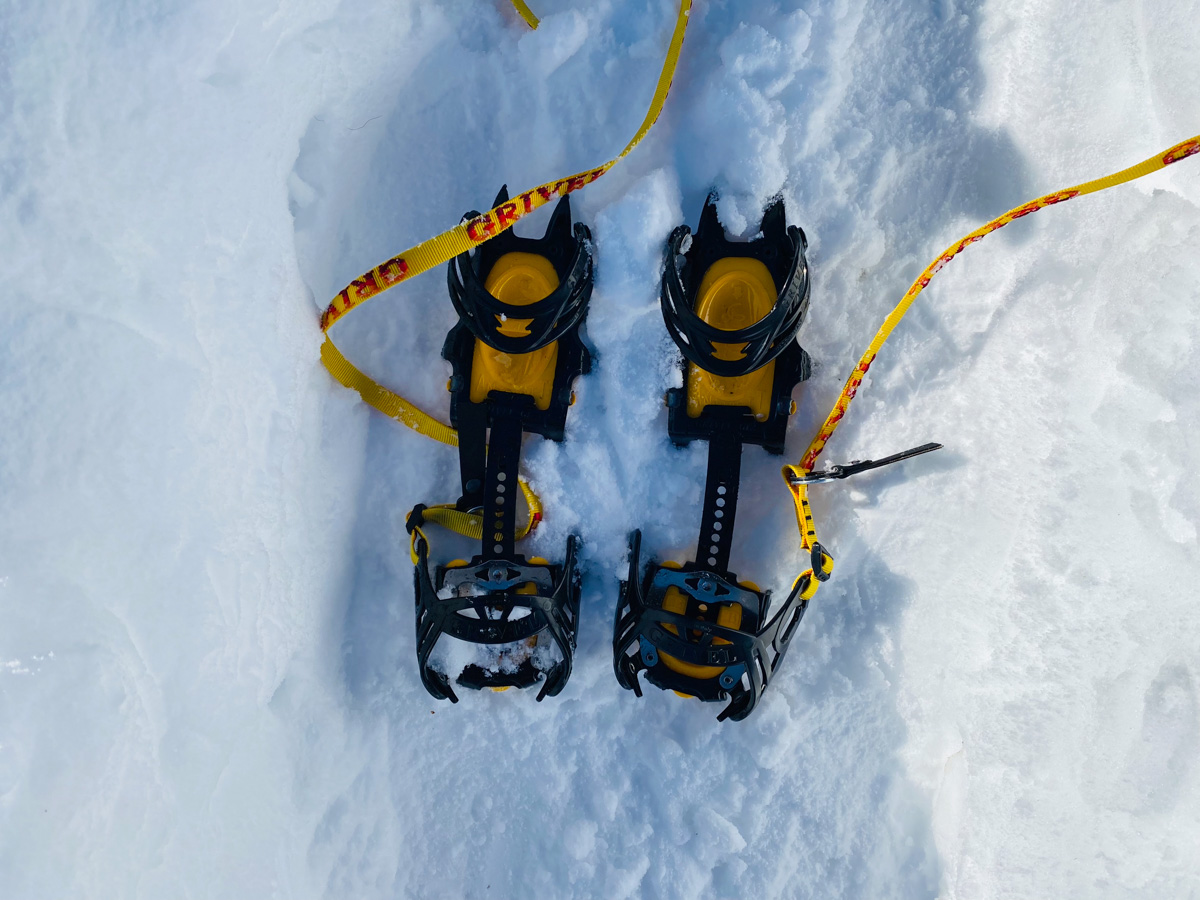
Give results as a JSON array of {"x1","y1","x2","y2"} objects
[{"x1": 448, "y1": 184, "x2": 594, "y2": 357}]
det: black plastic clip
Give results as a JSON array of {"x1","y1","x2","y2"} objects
[
  {"x1": 405, "y1": 504, "x2": 428, "y2": 534},
  {"x1": 810, "y1": 541, "x2": 833, "y2": 582}
]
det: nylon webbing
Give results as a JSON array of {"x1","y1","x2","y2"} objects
[
  {"x1": 322, "y1": 1, "x2": 692, "y2": 548},
  {"x1": 409, "y1": 477, "x2": 543, "y2": 564},
  {"x1": 510, "y1": 0, "x2": 539, "y2": 29},
  {"x1": 320, "y1": 337, "x2": 458, "y2": 447},
  {"x1": 784, "y1": 133, "x2": 1200, "y2": 597},
  {"x1": 319, "y1": 0, "x2": 690, "y2": 336}
]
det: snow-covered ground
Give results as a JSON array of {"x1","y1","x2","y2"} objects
[{"x1": 2, "y1": 0, "x2": 1198, "y2": 897}]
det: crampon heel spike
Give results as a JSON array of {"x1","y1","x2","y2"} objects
[
  {"x1": 414, "y1": 186, "x2": 592, "y2": 703},
  {"x1": 614, "y1": 193, "x2": 814, "y2": 721}
]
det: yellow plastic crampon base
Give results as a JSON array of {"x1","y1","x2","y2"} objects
[
  {"x1": 686, "y1": 257, "x2": 779, "y2": 421},
  {"x1": 469, "y1": 252, "x2": 561, "y2": 410}
]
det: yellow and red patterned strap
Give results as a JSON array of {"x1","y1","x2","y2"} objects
[
  {"x1": 319, "y1": 0, "x2": 690, "y2": 335},
  {"x1": 321, "y1": 1, "x2": 693, "y2": 545},
  {"x1": 783, "y1": 134, "x2": 1200, "y2": 595}
]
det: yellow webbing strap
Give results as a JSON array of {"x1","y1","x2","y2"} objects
[
  {"x1": 409, "y1": 478, "x2": 543, "y2": 563},
  {"x1": 782, "y1": 133, "x2": 1200, "y2": 597},
  {"x1": 510, "y1": 0, "x2": 540, "y2": 29},
  {"x1": 320, "y1": 0, "x2": 691, "y2": 333},
  {"x1": 784, "y1": 479, "x2": 828, "y2": 601},
  {"x1": 319, "y1": 1, "x2": 692, "y2": 549},
  {"x1": 320, "y1": 336, "x2": 458, "y2": 447}
]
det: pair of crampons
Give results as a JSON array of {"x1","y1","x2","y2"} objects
[{"x1": 406, "y1": 187, "x2": 818, "y2": 721}]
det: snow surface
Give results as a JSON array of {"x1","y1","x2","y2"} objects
[{"x1": 2, "y1": 0, "x2": 1199, "y2": 897}]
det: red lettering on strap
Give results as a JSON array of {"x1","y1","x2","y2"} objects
[
  {"x1": 955, "y1": 233, "x2": 983, "y2": 255},
  {"x1": 1164, "y1": 138, "x2": 1200, "y2": 165},
  {"x1": 466, "y1": 214, "x2": 496, "y2": 242},
  {"x1": 1009, "y1": 200, "x2": 1041, "y2": 220},
  {"x1": 518, "y1": 190, "x2": 535, "y2": 213},
  {"x1": 349, "y1": 274, "x2": 378, "y2": 301},
  {"x1": 495, "y1": 201, "x2": 519, "y2": 230},
  {"x1": 321, "y1": 294, "x2": 348, "y2": 330},
  {"x1": 1043, "y1": 189, "x2": 1080, "y2": 205},
  {"x1": 378, "y1": 255, "x2": 409, "y2": 284}
]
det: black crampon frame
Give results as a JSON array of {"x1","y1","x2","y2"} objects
[
  {"x1": 613, "y1": 194, "x2": 819, "y2": 721},
  {"x1": 410, "y1": 186, "x2": 592, "y2": 703}
]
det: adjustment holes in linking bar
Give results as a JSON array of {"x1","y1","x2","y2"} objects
[
  {"x1": 713, "y1": 522, "x2": 722, "y2": 531},
  {"x1": 497, "y1": 472, "x2": 507, "y2": 482},
  {"x1": 716, "y1": 497, "x2": 725, "y2": 508},
  {"x1": 714, "y1": 509, "x2": 723, "y2": 519},
  {"x1": 716, "y1": 485, "x2": 727, "y2": 496}
]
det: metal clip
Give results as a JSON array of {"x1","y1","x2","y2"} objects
[{"x1": 788, "y1": 442, "x2": 942, "y2": 485}]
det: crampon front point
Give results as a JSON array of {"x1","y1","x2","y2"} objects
[
  {"x1": 613, "y1": 194, "x2": 823, "y2": 721},
  {"x1": 410, "y1": 186, "x2": 592, "y2": 703}
]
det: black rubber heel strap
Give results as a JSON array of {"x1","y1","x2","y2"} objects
[{"x1": 696, "y1": 432, "x2": 742, "y2": 574}]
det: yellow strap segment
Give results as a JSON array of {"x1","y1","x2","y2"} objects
[
  {"x1": 786, "y1": 479, "x2": 820, "y2": 555},
  {"x1": 322, "y1": 1, "x2": 692, "y2": 551},
  {"x1": 408, "y1": 478, "x2": 544, "y2": 563},
  {"x1": 792, "y1": 133, "x2": 1200, "y2": 475},
  {"x1": 510, "y1": 0, "x2": 539, "y2": 29},
  {"x1": 783, "y1": 133, "x2": 1200, "y2": 598},
  {"x1": 319, "y1": 0, "x2": 691, "y2": 333},
  {"x1": 320, "y1": 336, "x2": 458, "y2": 447}
]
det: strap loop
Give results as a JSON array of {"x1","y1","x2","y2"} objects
[{"x1": 405, "y1": 476, "x2": 543, "y2": 561}]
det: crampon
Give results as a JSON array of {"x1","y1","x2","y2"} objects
[
  {"x1": 613, "y1": 195, "x2": 825, "y2": 721},
  {"x1": 408, "y1": 186, "x2": 593, "y2": 703}
]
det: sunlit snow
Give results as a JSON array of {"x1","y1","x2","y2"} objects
[{"x1": 1, "y1": 1, "x2": 1198, "y2": 898}]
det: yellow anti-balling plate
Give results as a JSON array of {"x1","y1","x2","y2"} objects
[
  {"x1": 469, "y1": 252, "x2": 561, "y2": 411},
  {"x1": 686, "y1": 257, "x2": 778, "y2": 421}
]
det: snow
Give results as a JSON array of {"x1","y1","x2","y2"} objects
[{"x1": 1, "y1": 0, "x2": 1198, "y2": 897}]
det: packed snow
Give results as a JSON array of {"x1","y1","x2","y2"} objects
[{"x1": 1, "y1": 0, "x2": 1198, "y2": 897}]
